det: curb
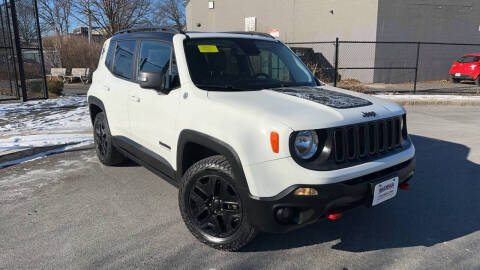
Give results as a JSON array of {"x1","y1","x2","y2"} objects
[
  {"x1": 0, "y1": 143, "x2": 94, "y2": 168},
  {"x1": 390, "y1": 99, "x2": 480, "y2": 106},
  {"x1": 0, "y1": 144, "x2": 73, "y2": 164},
  {"x1": 373, "y1": 96, "x2": 480, "y2": 106}
]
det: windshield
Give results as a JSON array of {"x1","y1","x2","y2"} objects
[
  {"x1": 184, "y1": 38, "x2": 316, "y2": 90},
  {"x1": 457, "y1": 56, "x2": 480, "y2": 63}
]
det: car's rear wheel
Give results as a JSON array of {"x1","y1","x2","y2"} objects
[
  {"x1": 475, "y1": 76, "x2": 480, "y2": 86},
  {"x1": 451, "y1": 77, "x2": 461, "y2": 83},
  {"x1": 179, "y1": 155, "x2": 257, "y2": 251},
  {"x1": 93, "y1": 112, "x2": 124, "y2": 165}
]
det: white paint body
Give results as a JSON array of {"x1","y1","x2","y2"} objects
[{"x1": 88, "y1": 33, "x2": 415, "y2": 198}]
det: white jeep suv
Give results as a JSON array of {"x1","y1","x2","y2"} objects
[{"x1": 88, "y1": 28, "x2": 416, "y2": 251}]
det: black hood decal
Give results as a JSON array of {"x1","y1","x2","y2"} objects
[{"x1": 269, "y1": 86, "x2": 372, "y2": 109}]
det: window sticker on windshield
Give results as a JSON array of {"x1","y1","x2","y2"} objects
[{"x1": 198, "y1": 45, "x2": 219, "y2": 53}]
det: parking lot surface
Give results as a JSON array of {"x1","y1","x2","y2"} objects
[{"x1": 1, "y1": 106, "x2": 479, "y2": 270}]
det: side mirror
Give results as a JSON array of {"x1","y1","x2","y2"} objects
[{"x1": 138, "y1": 71, "x2": 168, "y2": 93}]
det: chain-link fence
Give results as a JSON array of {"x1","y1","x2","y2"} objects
[
  {"x1": 0, "y1": 0, "x2": 47, "y2": 102},
  {"x1": 287, "y1": 39, "x2": 480, "y2": 95}
]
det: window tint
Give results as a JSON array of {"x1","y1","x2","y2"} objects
[
  {"x1": 184, "y1": 38, "x2": 315, "y2": 90},
  {"x1": 113, "y1": 40, "x2": 136, "y2": 79},
  {"x1": 105, "y1": 40, "x2": 115, "y2": 70},
  {"x1": 138, "y1": 40, "x2": 180, "y2": 89},
  {"x1": 250, "y1": 48, "x2": 290, "y2": 81},
  {"x1": 458, "y1": 56, "x2": 480, "y2": 63},
  {"x1": 138, "y1": 40, "x2": 171, "y2": 73}
]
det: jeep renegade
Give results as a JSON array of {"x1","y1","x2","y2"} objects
[{"x1": 87, "y1": 28, "x2": 416, "y2": 251}]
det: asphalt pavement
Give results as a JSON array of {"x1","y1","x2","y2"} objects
[{"x1": 1, "y1": 106, "x2": 479, "y2": 270}]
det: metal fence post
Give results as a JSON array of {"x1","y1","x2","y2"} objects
[
  {"x1": 334, "y1": 37, "x2": 339, "y2": 87},
  {"x1": 413, "y1": 42, "x2": 421, "y2": 93},
  {"x1": 9, "y1": 0, "x2": 28, "y2": 101},
  {"x1": 33, "y1": 0, "x2": 48, "y2": 99}
]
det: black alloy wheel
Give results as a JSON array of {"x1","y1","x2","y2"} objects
[
  {"x1": 94, "y1": 118, "x2": 108, "y2": 158},
  {"x1": 93, "y1": 112, "x2": 124, "y2": 165},
  {"x1": 179, "y1": 155, "x2": 257, "y2": 251},
  {"x1": 188, "y1": 174, "x2": 242, "y2": 238}
]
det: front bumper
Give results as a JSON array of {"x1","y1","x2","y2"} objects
[
  {"x1": 244, "y1": 157, "x2": 415, "y2": 233},
  {"x1": 450, "y1": 73, "x2": 475, "y2": 80}
]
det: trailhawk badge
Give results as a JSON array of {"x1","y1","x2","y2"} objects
[{"x1": 362, "y1": 111, "x2": 377, "y2": 118}]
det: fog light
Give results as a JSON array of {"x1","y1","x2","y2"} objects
[
  {"x1": 294, "y1": 187, "x2": 318, "y2": 196},
  {"x1": 275, "y1": 207, "x2": 296, "y2": 224}
]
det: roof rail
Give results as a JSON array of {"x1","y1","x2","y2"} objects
[
  {"x1": 222, "y1": 31, "x2": 275, "y2": 39},
  {"x1": 115, "y1": 27, "x2": 185, "y2": 35}
]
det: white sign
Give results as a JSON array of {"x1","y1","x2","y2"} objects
[
  {"x1": 245, "y1": 17, "x2": 256, "y2": 32},
  {"x1": 269, "y1": 28, "x2": 280, "y2": 38},
  {"x1": 208, "y1": 1, "x2": 214, "y2": 9},
  {"x1": 372, "y1": 177, "x2": 399, "y2": 206}
]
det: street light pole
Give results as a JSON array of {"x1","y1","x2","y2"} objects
[{"x1": 87, "y1": 0, "x2": 91, "y2": 43}]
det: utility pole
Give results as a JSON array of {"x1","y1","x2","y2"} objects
[{"x1": 87, "y1": 0, "x2": 92, "y2": 43}]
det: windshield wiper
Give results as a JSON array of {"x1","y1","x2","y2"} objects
[{"x1": 195, "y1": 84, "x2": 251, "y2": 91}]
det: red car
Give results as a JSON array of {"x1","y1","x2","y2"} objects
[{"x1": 449, "y1": 54, "x2": 480, "y2": 85}]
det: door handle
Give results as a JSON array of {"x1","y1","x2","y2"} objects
[
  {"x1": 130, "y1": 95, "x2": 140, "y2": 103},
  {"x1": 102, "y1": 85, "x2": 110, "y2": 91}
]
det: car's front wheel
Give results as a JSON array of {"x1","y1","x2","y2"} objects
[
  {"x1": 93, "y1": 112, "x2": 124, "y2": 165},
  {"x1": 475, "y1": 76, "x2": 480, "y2": 86},
  {"x1": 179, "y1": 155, "x2": 257, "y2": 251}
]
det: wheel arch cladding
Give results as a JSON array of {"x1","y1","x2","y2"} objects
[
  {"x1": 177, "y1": 130, "x2": 250, "y2": 191},
  {"x1": 88, "y1": 96, "x2": 106, "y2": 124}
]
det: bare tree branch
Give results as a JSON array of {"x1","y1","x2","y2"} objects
[
  {"x1": 15, "y1": 1, "x2": 38, "y2": 43},
  {"x1": 74, "y1": 0, "x2": 154, "y2": 37},
  {"x1": 38, "y1": 0, "x2": 72, "y2": 36},
  {"x1": 155, "y1": 0, "x2": 185, "y2": 31}
]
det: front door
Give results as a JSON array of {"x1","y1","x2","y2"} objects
[{"x1": 128, "y1": 40, "x2": 181, "y2": 167}]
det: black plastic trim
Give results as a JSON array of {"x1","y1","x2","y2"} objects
[
  {"x1": 244, "y1": 157, "x2": 416, "y2": 233},
  {"x1": 87, "y1": 96, "x2": 106, "y2": 123},
  {"x1": 112, "y1": 136, "x2": 177, "y2": 185},
  {"x1": 158, "y1": 140, "x2": 171, "y2": 150},
  {"x1": 177, "y1": 130, "x2": 250, "y2": 191}
]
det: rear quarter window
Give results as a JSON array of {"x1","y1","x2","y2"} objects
[{"x1": 105, "y1": 41, "x2": 115, "y2": 70}]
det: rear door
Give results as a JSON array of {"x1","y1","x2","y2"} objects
[
  {"x1": 101, "y1": 39, "x2": 137, "y2": 137},
  {"x1": 128, "y1": 40, "x2": 181, "y2": 166}
]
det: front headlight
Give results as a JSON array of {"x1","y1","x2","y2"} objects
[{"x1": 293, "y1": 130, "x2": 319, "y2": 159}]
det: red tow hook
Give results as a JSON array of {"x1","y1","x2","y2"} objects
[
  {"x1": 399, "y1": 182, "x2": 411, "y2": 190},
  {"x1": 327, "y1": 212, "x2": 343, "y2": 220}
]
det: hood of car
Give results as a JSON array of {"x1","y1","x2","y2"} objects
[{"x1": 207, "y1": 85, "x2": 405, "y2": 131}]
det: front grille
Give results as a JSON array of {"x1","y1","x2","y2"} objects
[{"x1": 332, "y1": 116, "x2": 403, "y2": 163}]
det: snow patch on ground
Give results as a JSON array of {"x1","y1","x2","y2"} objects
[
  {"x1": 0, "y1": 134, "x2": 93, "y2": 151},
  {"x1": 0, "y1": 96, "x2": 93, "y2": 167},
  {"x1": 0, "y1": 96, "x2": 91, "y2": 135},
  {"x1": 375, "y1": 94, "x2": 480, "y2": 100}
]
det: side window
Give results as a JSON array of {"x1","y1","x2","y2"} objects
[
  {"x1": 138, "y1": 40, "x2": 180, "y2": 89},
  {"x1": 113, "y1": 40, "x2": 136, "y2": 80},
  {"x1": 105, "y1": 41, "x2": 115, "y2": 70}
]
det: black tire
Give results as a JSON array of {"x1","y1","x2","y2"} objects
[
  {"x1": 93, "y1": 112, "x2": 124, "y2": 165},
  {"x1": 179, "y1": 155, "x2": 257, "y2": 251},
  {"x1": 451, "y1": 77, "x2": 461, "y2": 83},
  {"x1": 475, "y1": 76, "x2": 480, "y2": 86}
]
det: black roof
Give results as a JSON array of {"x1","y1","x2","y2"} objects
[
  {"x1": 111, "y1": 27, "x2": 275, "y2": 42},
  {"x1": 111, "y1": 31, "x2": 176, "y2": 42},
  {"x1": 111, "y1": 27, "x2": 179, "y2": 41}
]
